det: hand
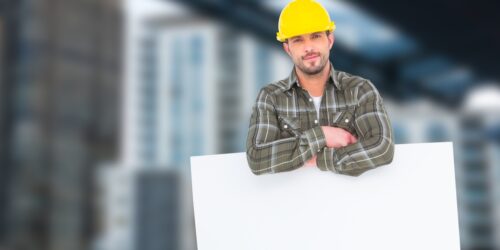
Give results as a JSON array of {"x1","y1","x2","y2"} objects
[
  {"x1": 321, "y1": 126, "x2": 357, "y2": 148},
  {"x1": 304, "y1": 155, "x2": 317, "y2": 167}
]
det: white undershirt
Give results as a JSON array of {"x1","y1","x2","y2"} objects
[{"x1": 312, "y1": 95, "x2": 322, "y2": 120}]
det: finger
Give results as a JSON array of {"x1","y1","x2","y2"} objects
[
  {"x1": 305, "y1": 156, "x2": 316, "y2": 166},
  {"x1": 310, "y1": 156, "x2": 317, "y2": 163},
  {"x1": 350, "y1": 135, "x2": 358, "y2": 143}
]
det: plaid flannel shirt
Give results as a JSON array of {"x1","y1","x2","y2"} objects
[{"x1": 246, "y1": 62, "x2": 395, "y2": 176}]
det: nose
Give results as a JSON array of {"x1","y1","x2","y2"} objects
[{"x1": 303, "y1": 38, "x2": 314, "y2": 53}]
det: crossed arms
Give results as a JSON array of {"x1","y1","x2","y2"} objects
[{"x1": 246, "y1": 81, "x2": 394, "y2": 177}]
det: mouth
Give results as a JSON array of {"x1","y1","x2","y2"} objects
[{"x1": 303, "y1": 54, "x2": 319, "y2": 61}]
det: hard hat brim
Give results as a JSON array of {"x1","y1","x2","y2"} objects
[{"x1": 276, "y1": 21, "x2": 336, "y2": 42}]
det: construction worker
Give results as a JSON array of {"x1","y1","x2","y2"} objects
[{"x1": 246, "y1": 0, "x2": 394, "y2": 176}]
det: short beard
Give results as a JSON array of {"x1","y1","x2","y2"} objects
[{"x1": 296, "y1": 55, "x2": 328, "y2": 76}]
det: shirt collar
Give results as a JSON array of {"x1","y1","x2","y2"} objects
[{"x1": 286, "y1": 61, "x2": 341, "y2": 90}]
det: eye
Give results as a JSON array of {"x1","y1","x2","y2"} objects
[
  {"x1": 312, "y1": 34, "x2": 321, "y2": 39},
  {"x1": 292, "y1": 38, "x2": 303, "y2": 43}
]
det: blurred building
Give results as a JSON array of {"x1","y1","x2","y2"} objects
[
  {"x1": 0, "y1": 15, "x2": 9, "y2": 246},
  {"x1": 459, "y1": 87, "x2": 500, "y2": 249},
  {"x1": 134, "y1": 170, "x2": 180, "y2": 250},
  {"x1": 96, "y1": 166, "x2": 182, "y2": 250},
  {"x1": 132, "y1": 18, "x2": 293, "y2": 165},
  {"x1": 95, "y1": 166, "x2": 135, "y2": 250},
  {"x1": 0, "y1": 0, "x2": 122, "y2": 250}
]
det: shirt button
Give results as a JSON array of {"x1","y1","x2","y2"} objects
[
  {"x1": 309, "y1": 98, "x2": 312, "y2": 102},
  {"x1": 345, "y1": 118, "x2": 349, "y2": 123},
  {"x1": 284, "y1": 125, "x2": 288, "y2": 129},
  {"x1": 314, "y1": 119, "x2": 318, "y2": 124}
]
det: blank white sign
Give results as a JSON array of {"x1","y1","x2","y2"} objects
[{"x1": 190, "y1": 142, "x2": 460, "y2": 250}]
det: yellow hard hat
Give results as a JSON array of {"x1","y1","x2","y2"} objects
[{"x1": 276, "y1": 0, "x2": 336, "y2": 42}]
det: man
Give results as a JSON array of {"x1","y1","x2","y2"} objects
[{"x1": 246, "y1": 0, "x2": 394, "y2": 176}]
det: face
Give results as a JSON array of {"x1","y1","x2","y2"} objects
[{"x1": 283, "y1": 31, "x2": 334, "y2": 76}]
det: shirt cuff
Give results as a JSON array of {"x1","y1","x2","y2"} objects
[
  {"x1": 316, "y1": 147, "x2": 340, "y2": 172},
  {"x1": 302, "y1": 126, "x2": 327, "y2": 156}
]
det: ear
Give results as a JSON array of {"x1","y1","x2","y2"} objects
[
  {"x1": 328, "y1": 32, "x2": 335, "y2": 50},
  {"x1": 283, "y1": 42, "x2": 292, "y2": 57}
]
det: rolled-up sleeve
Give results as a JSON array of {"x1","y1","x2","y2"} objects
[{"x1": 316, "y1": 80, "x2": 395, "y2": 176}]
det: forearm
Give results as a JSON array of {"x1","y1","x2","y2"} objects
[
  {"x1": 246, "y1": 126, "x2": 325, "y2": 175},
  {"x1": 317, "y1": 130, "x2": 394, "y2": 176}
]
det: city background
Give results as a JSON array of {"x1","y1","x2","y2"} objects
[{"x1": 0, "y1": 0, "x2": 499, "y2": 249}]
